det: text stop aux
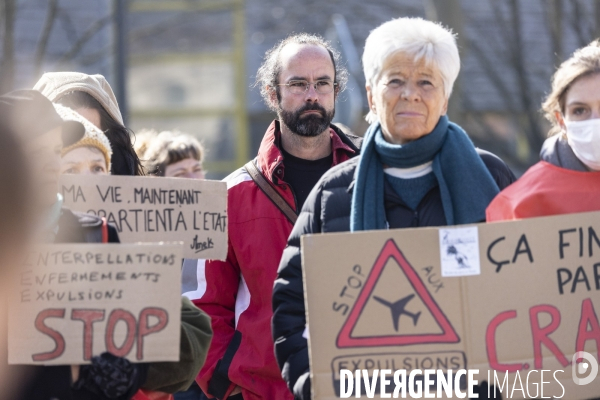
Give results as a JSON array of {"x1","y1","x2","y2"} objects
[
  {"x1": 485, "y1": 226, "x2": 600, "y2": 372},
  {"x1": 33, "y1": 307, "x2": 168, "y2": 362}
]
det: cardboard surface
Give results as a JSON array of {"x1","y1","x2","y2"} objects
[
  {"x1": 302, "y1": 211, "x2": 600, "y2": 399},
  {"x1": 9, "y1": 243, "x2": 182, "y2": 365},
  {"x1": 59, "y1": 175, "x2": 227, "y2": 260}
]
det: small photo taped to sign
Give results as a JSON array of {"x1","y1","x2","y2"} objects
[{"x1": 439, "y1": 226, "x2": 481, "y2": 277}]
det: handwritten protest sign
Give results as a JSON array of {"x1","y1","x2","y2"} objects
[
  {"x1": 302, "y1": 211, "x2": 600, "y2": 399},
  {"x1": 9, "y1": 243, "x2": 182, "y2": 365},
  {"x1": 59, "y1": 175, "x2": 227, "y2": 260}
]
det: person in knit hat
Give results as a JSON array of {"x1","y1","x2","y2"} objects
[
  {"x1": 34, "y1": 72, "x2": 143, "y2": 176},
  {"x1": 5, "y1": 91, "x2": 213, "y2": 400},
  {"x1": 55, "y1": 103, "x2": 113, "y2": 175}
]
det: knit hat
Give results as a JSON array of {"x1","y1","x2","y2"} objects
[
  {"x1": 0, "y1": 89, "x2": 85, "y2": 143},
  {"x1": 34, "y1": 72, "x2": 124, "y2": 126},
  {"x1": 55, "y1": 103, "x2": 112, "y2": 170}
]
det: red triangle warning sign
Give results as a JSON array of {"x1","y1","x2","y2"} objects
[{"x1": 336, "y1": 239, "x2": 460, "y2": 348}]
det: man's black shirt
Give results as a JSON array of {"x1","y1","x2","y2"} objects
[{"x1": 281, "y1": 147, "x2": 333, "y2": 211}]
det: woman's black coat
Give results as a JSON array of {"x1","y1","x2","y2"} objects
[{"x1": 272, "y1": 149, "x2": 516, "y2": 400}]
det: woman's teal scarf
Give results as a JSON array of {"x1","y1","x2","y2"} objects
[{"x1": 350, "y1": 116, "x2": 499, "y2": 231}]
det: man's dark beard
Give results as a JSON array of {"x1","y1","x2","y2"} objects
[{"x1": 278, "y1": 103, "x2": 335, "y2": 137}]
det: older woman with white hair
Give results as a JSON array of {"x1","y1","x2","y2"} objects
[{"x1": 272, "y1": 17, "x2": 514, "y2": 399}]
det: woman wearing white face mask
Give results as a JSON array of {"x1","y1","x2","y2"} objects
[{"x1": 487, "y1": 40, "x2": 600, "y2": 220}]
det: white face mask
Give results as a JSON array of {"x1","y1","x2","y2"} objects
[{"x1": 565, "y1": 118, "x2": 600, "y2": 170}]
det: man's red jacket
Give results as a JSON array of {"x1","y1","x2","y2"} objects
[
  {"x1": 486, "y1": 161, "x2": 600, "y2": 221},
  {"x1": 191, "y1": 121, "x2": 359, "y2": 400}
]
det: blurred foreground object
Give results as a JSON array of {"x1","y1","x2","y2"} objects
[{"x1": 0, "y1": 90, "x2": 39, "y2": 398}]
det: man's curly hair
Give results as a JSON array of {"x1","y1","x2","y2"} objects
[{"x1": 254, "y1": 33, "x2": 348, "y2": 111}]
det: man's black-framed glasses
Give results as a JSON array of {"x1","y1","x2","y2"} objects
[{"x1": 277, "y1": 79, "x2": 337, "y2": 95}]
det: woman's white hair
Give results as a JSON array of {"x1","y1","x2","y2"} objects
[{"x1": 363, "y1": 17, "x2": 460, "y2": 123}]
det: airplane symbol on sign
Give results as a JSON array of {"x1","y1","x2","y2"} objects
[
  {"x1": 336, "y1": 240, "x2": 459, "y2": 348},
  {"x1": 373, "y1": 294, "x2": 421, "y2": 332}
]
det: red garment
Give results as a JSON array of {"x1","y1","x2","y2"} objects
[
  {"x1": 133, "y1": 390, "x2": 173, "y2": 400},
  {"x1": 486, "y1": 161, "x2": 600, "y2": 221},
  {"x1": 191, "y1": 121, "x2": 357, "y2": 400}
]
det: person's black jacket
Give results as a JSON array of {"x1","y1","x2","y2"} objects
[{"x1": 272, "y1": 149, "x2": 516, "y2": 400}]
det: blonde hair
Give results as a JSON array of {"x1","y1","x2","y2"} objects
[
  {"x1": 542, "y1": 40, "x2": 600, "y2": 136},
  {"x1": 135, "y1": 130, "x2": 204, "y2": 176},
  {"x1": 362, "y1": 17, "x2": 460, "y2": 123}
]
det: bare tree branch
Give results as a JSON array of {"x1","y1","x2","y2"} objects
[
  {"x1": 467, "y1": 116, "x2": 519, "y2": 167},
  {"x1": 595, "y1": 0, "x2": 600, "y2": 39},
  {"x1": 467, "y1": 37, "x2": 519, "y2": 112},
  {"x1": 0, "y1": 0, "x2": 16, "y2": 94},
  {"x1": 34, "y1": 0, "x2": 59, "y2": 78},
  {"x1": 128, "y1": 10, "x2": 202, "y2": 43},
  {"x1": 508, "y1": 0, "x2": 545, "y2": 161},
  {"x1": 464, "y1": 0, "x2": 550, "y2": 170},
  {"x1": 73, "y1": 10, "x2": 201, "y2": 68},
  {"x1": 54, "y1": 13, "x2": 112, "y2": 68},
  {"x1": 570, "y1": 1, "x2": 591, "y2": 47},
  {"x1": 70, "y1": 10, "x2": 204, "y2": 68},
  {"x1": 464, "y1": 36, "x2": 533, "y2": 170},
  {"x1": 55, "y1": 9, "x2": 209, "y2": 69},
  {"x1": 545, "y1": 0, "x2": 563, "y2": 65},
  {"x1": 489, "y1": 0, "x2": 514, "y2": 47},
  {"x1": 75, "y1": 45, "x2": 111, "y2": 67},
  {"x1": 460, "y1": 91, "x2": 525, "y2": 169},
  {"x1": 0, "y1": 1, "x2": 4, "y2": 36},
  {"x1": 57, "y1": 8, "x2": 78, "y2": 46}
]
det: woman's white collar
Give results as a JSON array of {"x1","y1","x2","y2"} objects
[{"x1": 383, "y1": 161, "x2": 433, "y2": 179}]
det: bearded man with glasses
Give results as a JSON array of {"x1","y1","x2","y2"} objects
[{"x1": 188, "y1": 34, "x2": 362, "y2": 400}]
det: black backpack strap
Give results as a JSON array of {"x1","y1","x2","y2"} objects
[{"x1": 244, "y1": 160, "x2": 298, "y2": 225}]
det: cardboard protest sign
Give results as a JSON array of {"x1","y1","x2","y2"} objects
[
  {"x1": 302, "y1": 211, "x2": 600, "y2": 399},
  {"x1": 9, "y1": 243, "x2": 182, "y2": 365},
  {"x1": 59, "y1": 175, "x2": 227, "y2": 260}
]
